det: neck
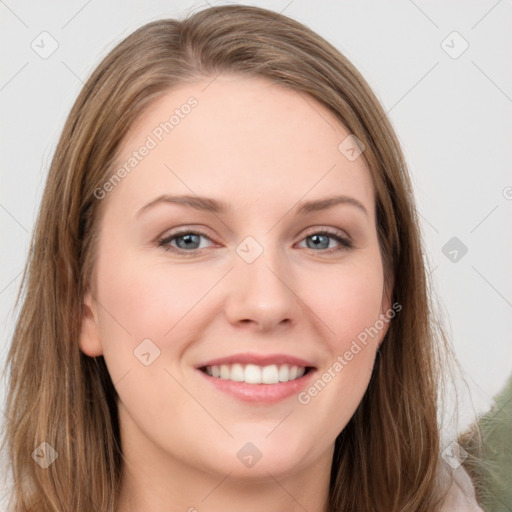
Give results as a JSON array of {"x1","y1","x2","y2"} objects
[{"x1": 117, "y1": 465, "x2": 331, "y2": 512}]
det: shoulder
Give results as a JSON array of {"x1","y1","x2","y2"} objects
[{"x1": 438, "y1": 461, "x2": 484, "y2": 512}]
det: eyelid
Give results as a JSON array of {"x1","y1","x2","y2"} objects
[{"x1": 302, "y1": 225, "x2": 351, "y2": 241}]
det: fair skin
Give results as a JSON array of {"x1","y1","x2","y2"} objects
[{"x1": 80, "y1": 74, "x2": 391, "y2": 512}]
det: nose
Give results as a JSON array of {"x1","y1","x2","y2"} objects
[{"x1": 223, "y1": 243, "x2": 300, "y2": 332}]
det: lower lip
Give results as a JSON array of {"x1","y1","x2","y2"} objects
[{"x1": 196, "y1": 368, "x2": 317, "y2": 404}]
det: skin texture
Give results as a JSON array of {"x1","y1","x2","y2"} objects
[{"x1": 79, "y1": 74, "x2": 392, "y2": 512}]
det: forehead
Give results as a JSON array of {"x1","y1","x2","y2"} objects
[{"x1": 107, "y1": 74, "x2": 375, "y2": 218}]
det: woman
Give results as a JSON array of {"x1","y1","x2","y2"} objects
[{"x1": 1, "y1": 5, "x2": 483, "y2": 511}]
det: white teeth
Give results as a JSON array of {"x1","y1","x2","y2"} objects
[
  {"x1": 262, "y1": 365, "x2": 279, "y2": 384},
  {"x1": 220, "y1": 364, "x2": 230, "y2": 379},
  {"x1": 203, "y1": 363, "x2": 308, "y2": 384},
  {"x1": 245, "y1": 364, "x2": 261, "y2": 384},
  {"x1": 231, "y1": 363, "x2": 245, "y2": 382},
  {"x1": 278, "y1": 364, "x2": 289, "y2": 382}
]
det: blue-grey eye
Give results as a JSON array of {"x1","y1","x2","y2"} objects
[
  {"x1": 306, "y1": 233, "x2": 331, "y2": 250},
  {"x1": 298, "y1": 230, "x2": 352, "y2": 252},
  {"x1": 158, "y1": 230, "x2": 213, "y2": 253},
  {"x1": 174, "y1": 233, "x2": 201, "y2": 250}
]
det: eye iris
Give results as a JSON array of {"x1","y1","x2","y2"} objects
[
  {"x1": 308, "y1": 233, "x2": 329, "y2": 250},
  {"x1": 176, "y1": 233, "x2": 200, "y2": 250}
]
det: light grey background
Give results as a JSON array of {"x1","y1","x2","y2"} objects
[{"x1": 1, "y1": 0, "x2": 511, "y2": 504}]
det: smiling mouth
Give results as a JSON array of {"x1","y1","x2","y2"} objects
[{"x1": 199, "y1": 363, "x2": 315, "y2": 384}]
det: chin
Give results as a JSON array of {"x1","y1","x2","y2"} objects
[{"x1": 199, "y1": 435, "x2": 314, "y2": 479}]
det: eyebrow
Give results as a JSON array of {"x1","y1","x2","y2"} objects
[{"x1": 135, "y1": 194, "x2": 369, "y2": 218}]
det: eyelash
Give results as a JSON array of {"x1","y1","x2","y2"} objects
[{"x1": 157, "y1": 227, "x2": 353, "y2": 256}]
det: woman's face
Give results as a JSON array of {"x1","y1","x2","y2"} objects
[{"x1": 80, "y1": 74, "x2": 391, "y2": 481}]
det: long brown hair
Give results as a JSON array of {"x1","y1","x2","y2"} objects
[{"x1": 1, "y1": 5, "x2": 451, "y2": 511}]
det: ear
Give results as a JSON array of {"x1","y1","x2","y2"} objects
[
  {"x1": 381, "y1": 279, "x2": 393, "y2": 315},
  {"x1": 79, "y1": 289, "x2": 103, "y2": 357},
  {"x1": 378, "y1": 279, "x2": 394, "y2": 349}
]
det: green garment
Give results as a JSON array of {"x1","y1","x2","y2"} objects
[{"x1": 460, "y1": 373, "x2": 512, "y2": 511}]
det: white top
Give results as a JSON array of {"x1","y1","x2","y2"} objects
[{"x1": 439, "y1": 464, "x2": 483, "y2": 511}]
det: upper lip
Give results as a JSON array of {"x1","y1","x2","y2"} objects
[{"x1": 195, "y1": 352, "x2": 316, "y2": 369}]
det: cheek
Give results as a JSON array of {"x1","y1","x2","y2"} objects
[
  {"x1": 93, "y1": 244, "x2": 226, "y2": 388},
  {"x1": 94, "y1": 235, "x2": 199, "y2": 339},
  {"x1": 296, "y1": 251, "x2": 385, "y2": 422},
  {"x1": 93, "y1": 250, "x2": 199, "y2": 424},
  {"x1": 310, "y1": 253, "x2": 386, "y2": 351}
]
